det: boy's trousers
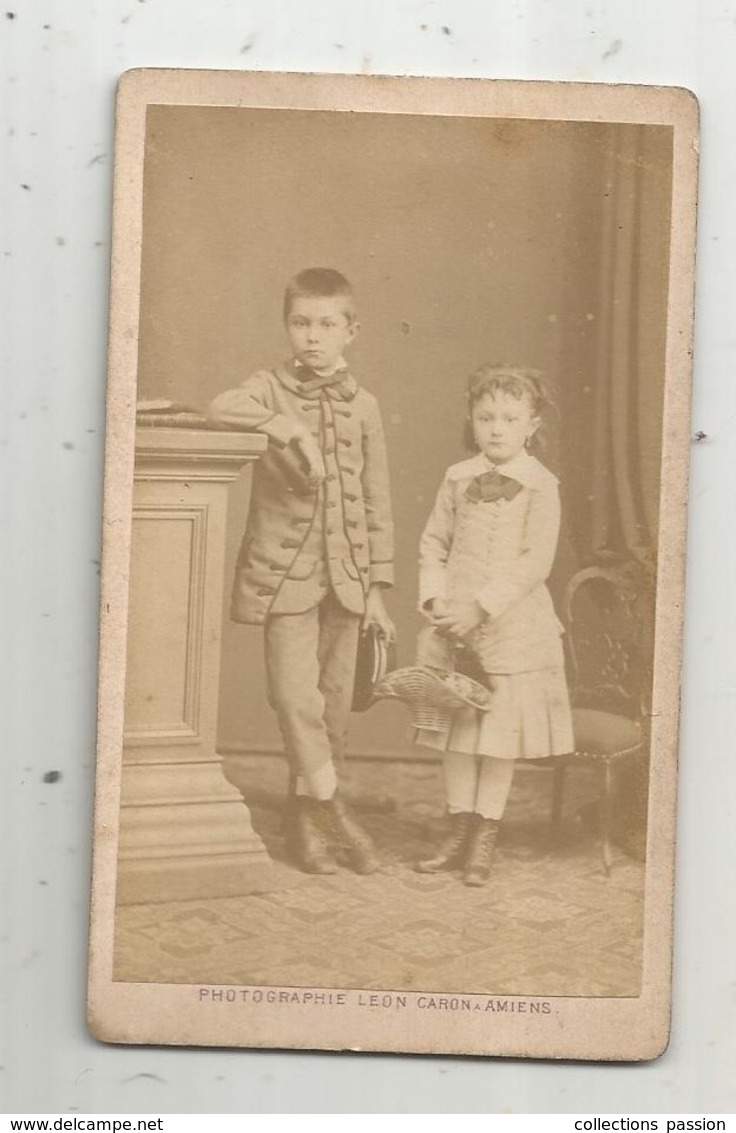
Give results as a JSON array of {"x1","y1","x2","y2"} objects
[{"x1": 264, "y1": 589, "x2": 362, "y2": 788}]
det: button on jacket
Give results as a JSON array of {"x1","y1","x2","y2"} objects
[
  {"x1": 419, "y1": 450, "x2": 565, "y2": 674},
  {"x1": 208, "y1": 362, "x2": 394, "y2": 625}
]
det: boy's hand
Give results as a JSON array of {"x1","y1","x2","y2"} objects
[
  {"x1": 363, "y1": 585, "x2": 396, "y2": 642},
  {"x1": 292, "y1": 425, "x2": 325, "y2": 486},
  {"x1": 432, "y1": 599, "x2": 485, "y2": 638}
]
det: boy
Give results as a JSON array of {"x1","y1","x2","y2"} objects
[{"x1": 208, "y1": 268, "x2": 395, "y2": 875}]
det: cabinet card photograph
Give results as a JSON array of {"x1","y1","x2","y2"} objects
[{"x1": 88, "y1": 69, "x2": 698, "y2": 1061}]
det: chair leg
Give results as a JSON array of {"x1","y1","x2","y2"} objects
[{"x1": 601, "y1": 760, "x2": 614, "y2": 876}]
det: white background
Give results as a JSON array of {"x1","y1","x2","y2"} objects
[{"x1": 1, "y1": 0, "x2": 735, "y2": 1115}]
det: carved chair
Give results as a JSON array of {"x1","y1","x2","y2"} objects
[{"x1": 542, "y1": 560, "x2": 652, "y2": 874}]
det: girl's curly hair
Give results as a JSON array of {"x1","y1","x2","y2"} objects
[{"x1": 463, "y1": 364, "x2": 559, "y2": 452}]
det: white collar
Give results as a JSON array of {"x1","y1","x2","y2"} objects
[
  {"x1": 446, "y1": 449, "x2": 557, "y2": 488},
  {"x1": 293, "y1": 356, "x2": 348, "y2": 378}
]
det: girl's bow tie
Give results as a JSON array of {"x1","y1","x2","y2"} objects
[{"x1": 465, "y1": 470, "x2": 523, "y2": 503}]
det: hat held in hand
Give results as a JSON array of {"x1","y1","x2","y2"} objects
[
  {"x1": 352, "y1": 625, "x2": 396, "y2": 712},
  {"x1": 374, "y1": 665, "x2": 494, "y2": 731}
]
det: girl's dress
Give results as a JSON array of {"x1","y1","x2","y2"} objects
[{"x1": 416, "y1": 449, "x2": 574, "y2": 761}]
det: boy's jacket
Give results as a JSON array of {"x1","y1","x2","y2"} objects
[{"x1": 208, "y1": 363, "x2": 394, "y2": 624}]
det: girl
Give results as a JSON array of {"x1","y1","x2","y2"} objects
[{"x1": 415, "y1": 365, "x2": 574, "y2": 887}]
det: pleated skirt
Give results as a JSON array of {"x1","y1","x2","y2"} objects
[{"x1": 415, "y1": 667, "x2": 574, "y2": 761}]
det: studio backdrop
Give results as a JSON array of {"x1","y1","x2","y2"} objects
[{"x1": 134, "y1": 105, "x2": 672, "y2": 758}]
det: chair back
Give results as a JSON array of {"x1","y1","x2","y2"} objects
[{"x1": 563, "y1": 560, "x2": 653, "y2": 720}]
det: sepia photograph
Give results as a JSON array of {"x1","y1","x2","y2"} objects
[{"x1": 88, "y1": 69, "x2": 698, "y2": 1060}]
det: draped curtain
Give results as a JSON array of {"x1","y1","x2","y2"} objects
[{"x1": 577, "y1": 124, "x2": 672, "y2": 571}]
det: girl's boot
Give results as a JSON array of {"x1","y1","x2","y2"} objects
[
  {"x1": 416, "y1": 812, "x2": 473, "y2": 873},
  {"x1": 463, "y1": 816, "x2": 500, "y2": 887}
]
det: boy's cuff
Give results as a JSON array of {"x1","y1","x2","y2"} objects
[{"x1": 369, "y1": 562, "x2": 394, "y2": 587}]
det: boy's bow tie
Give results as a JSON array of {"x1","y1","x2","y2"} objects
[
  {"x1": 465, "y1": 470, "x2": 523, "y2": 503},
  {"x1": 296, "y1": 366, "x2": 353, "y2": 399}
]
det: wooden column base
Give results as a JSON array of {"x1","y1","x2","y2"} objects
[{"x1": 117, "y1": 760, "x2": 276, "y2": 904}]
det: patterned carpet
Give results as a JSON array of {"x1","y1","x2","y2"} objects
[{"x1": 113, "y1": 755, "x2": 644, "y2": 997}]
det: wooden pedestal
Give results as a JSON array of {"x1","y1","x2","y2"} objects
[{"x1": 117, "y1": 427, "x2": 274, "y2": 904}]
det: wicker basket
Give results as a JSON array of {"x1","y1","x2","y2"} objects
[{"x1": 374, "y1": 665, "x2": 494, "y2": 731}]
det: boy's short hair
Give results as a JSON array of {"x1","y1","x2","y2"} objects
[{"x1": 283, "y1": 268, "x2": 357, "y2": 323}]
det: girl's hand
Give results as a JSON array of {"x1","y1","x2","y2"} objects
[
  {"x1": 363, "y1": 586, "x2": 396, "y2": 642},
  {"x1": 433, "y1": 599, "x2": 485, "y2": 638},
  {"x1": 292, "y1": 425, "x2": 326, "y2": 486},
  {"x1": 428, "y1": 597, "x2": 450, "y2": 622}
]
